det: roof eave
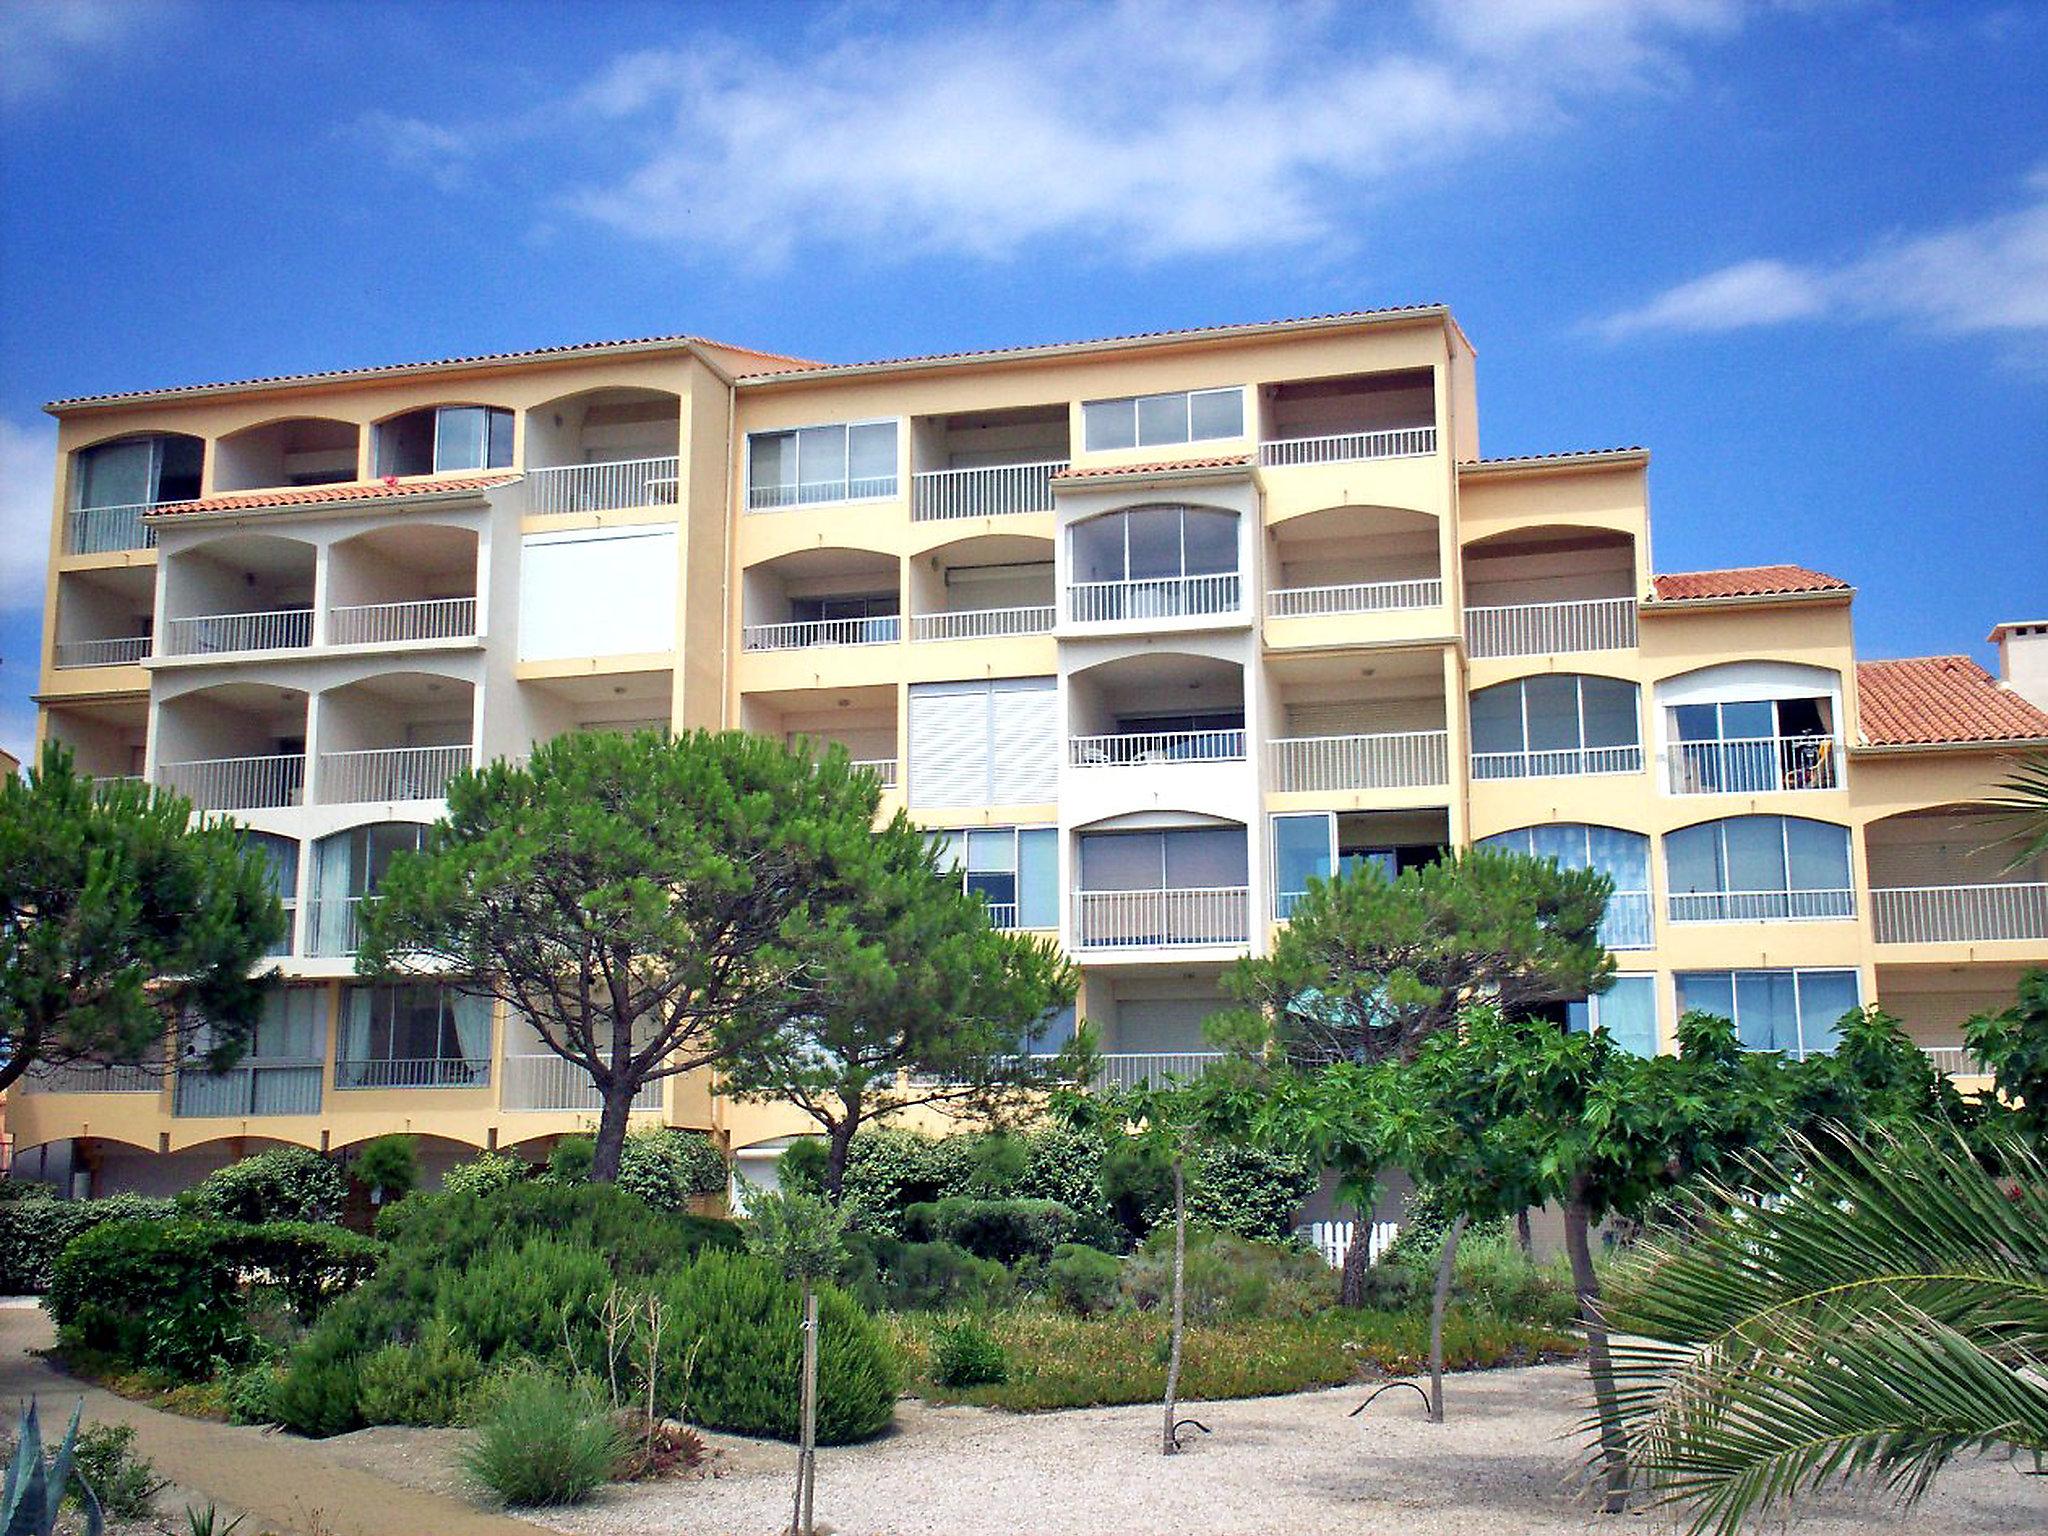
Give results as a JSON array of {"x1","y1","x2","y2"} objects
[
  {"x1": 1643, "y1": 587, "x2": 1856, "y2": 613},
  {"x1": 1054, "y1": 462, "x2": 1256, "y2": 493},
  {"x1": 1852, "y1": 736, "x2": 2048, "y2": 756},
  {"x1": 142, "y1": 483, "x2": 507, "y2": 526},
  {"x1": 1455, "y1": 449, "x2": 1650, "y2": 478}
]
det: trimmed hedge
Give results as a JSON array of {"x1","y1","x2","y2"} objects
[
  {"x1": 181, "y1": 1147, "x2": 347, "y2": 1224},
  {"x1": 839, "y1": 1233, "x2": 1013, "y2": 1313},
  {"x1": 903, "y1": 1198, "x2": 1076, "y2": 1265},
  {"x1": 0, "y1": 1192, "x2": 175, "y2": 1293}
]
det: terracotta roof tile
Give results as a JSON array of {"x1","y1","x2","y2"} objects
[
  {"x1": 1457, "y1": 447, "x2": 1647, "y2": 468},
  {"x1": 148, "y1": 475, "x2": 519, "y2": 517},
  {"x1": 1648, "y1": 565, "x2": 1851, "y2": 602},
  {"x1": 1857, "y1": 655, "x2": 2048, "y2": 747},
  {"x1": 1052, "y1": 455, "x2": 1254, "y2": 481}
]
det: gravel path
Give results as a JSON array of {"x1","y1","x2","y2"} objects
[{"x1": 540, "y1": 1364, "x2": 2048, "y2": 1536}]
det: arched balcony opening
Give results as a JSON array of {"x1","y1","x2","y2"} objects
[
  {"x1": 1462, "y1": 525, "x2": 1638, "y2": 658},
  {"x1": 1477, "y1": 824, "x2": 1653, "y2": 950},
  {"x1": 1655, "y1": 661, "x2": 1844, "y2": 794},
  {"x1": 315, "y1": 671, "x2": 475, "y2": 806},
  {"x1": 1266, "y1": 505, "x2": 1442, "y2": 618},
  {"x1": 1665, "y1": 815, "x2": 1856, "y2": 924},
  {"x1": 1073, "y1": 819, "x2": 1251, "y2": 950},
  {"x1": 213, "y1": 417, "x2": 360, "y2": 492},
  {"x1": 155, "y1": 681, "x2": 308, "y2": 810},
  {"x1": 327, "y1": 524, "x2": 479, "y2": 646},
  {"x1": 1267, "y1": 648, "x2": 1449, "y2": 792},
  {"x1": 159, "y1": 532, "x2": 316, "y2": 658},
  {"x1": 1867, "y1": 805, "x2": 2048, "y2": 945},
  {"x1": 373, "y1": 402, "x2": 513, "y2": 479},
  {"x1": 65, "y1": 431, "x2": 204, "y2": 554},
  {"x1": 1469, "y1": 673, "x2": 1642, "y2": 781},
  {"x1": 741, "y1": 684, "x2": 898, "y2": 790},
  {"x1": 1068, "y1": 651, "x2": 1245, "y2": 769},
  {"x1": 306, "y1": 820, "x2": 431, "y2": 957},
  {"x1": 742, "y1": 548, "x2": 900, "y2": 653},
  {"x1": 1068, "y1": 504, "x2": 1241, "y2": 624},
  {"x1": 908, "y1": 534, "x2": 1054, "y2": 643},
  {"x1": 524, "y1": 386, "x2": 682, "y2": 514},
  {"x1": 51, "y1": 565, "x2": 154, "y2": 669}
]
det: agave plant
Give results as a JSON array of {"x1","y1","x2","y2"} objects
[
  {"x1": 1602, "y1": 1128, "x2": 2048, "y2": 1534},
  {"x1": 3, "y1": 1399, "x2": 102, "y2": 1536}
]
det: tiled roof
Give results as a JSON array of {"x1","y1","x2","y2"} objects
[
  {"x1": 1053, "y1": 455, "x2": 1254, "y2": 481},
  {"x1": 1457, "y1": 447, "x2": 1647, "y2": 469},
  {"x1": 148, "y1": 475, "x2": 520, "y2": 517},
  {"x1": 1857, "y1": 655, "x2": 2048, "y2": 747},
  {"x1": 1648, "y1": 565, "x2": 1851, "y2": 602}
]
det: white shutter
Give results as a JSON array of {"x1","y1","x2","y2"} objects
[
  {"x1": 990, "y1": 678, "x2": 1059, "y2": 803},
  {"x1": 909, "y1": 683, "x2": 989, "y2": 809},
  {"x1": 519, "y1": 528, "x2": 677, "y2": 661}
]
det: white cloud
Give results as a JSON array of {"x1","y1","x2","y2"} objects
[
  {"x1": 0, "y1": 416, "x2": 56, "y2": 611},
  {"x1": 1598, "y1": 166, "x2": 2048, "y2": 339},
  {"x1": 367, "y1": 0, "x2": 1743, "y2": 264},
  {"x1": 0, "y1": 0, "x2": 166, "y2": 109}
]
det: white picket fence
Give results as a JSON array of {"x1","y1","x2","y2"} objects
[{"x1": 1296, "y1": 1219, "x2": 1401, "y2": 1270}]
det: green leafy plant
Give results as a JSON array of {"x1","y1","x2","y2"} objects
[
  {"x1": 68, "y1": 1423, "x2": 165, "y2": 1521},
  {"x1": 3, "y1": 1399, "x2": 101, "y2": 1536},
  {"x1": 1119, "y1": 1226, "x2": 1332, "y2": 1322},
  {"x1": 902, "y1": 1197, "x2": 1076, "y2": 1265},
  {"x1": 439, "y1": 1151, "x2": 527, "y2": 1198},
  {"x1": 181, "y1": 1504, "x2": 244, "y2": 1536},
  {"x1": 351, "y1": 1135, "x2": 419, "y2": 1206},
  {"x1": 460, "y1": 1370, "x2": 624, "y2": 1508},
  {"x1": 931, "y1": 1320, "x2": 1008, "y2": 1387},
  {"x1": 0, "y1": 1193, "x2": 175, "y2": 1294},
  {"x1": 1046, "y1": 1243, "x2": 1122, "y2": 1315},
  {"x1": 613, "y1": 1127, "x2": 728, "y2": 1210},
  {"x1": 545, "y1": 1136, "x2": 597, "y2": 1184},
  {"x1": 222, "y1": 1362, "x2": 285, "y2": 1427},
  {"x1": 354, "y1": 1320, "x2": 485, "y2": 1426},
  {"x1": 1187, "y1": 1143, "x2": 1317, "y2": 1243},
  {"x1": 181, "y1": 1147, "x2": 346, "y2": 1225}
]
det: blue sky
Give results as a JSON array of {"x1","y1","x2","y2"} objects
[{"x1": 2, "y1": 0, "x2": 2044, "y2": 756}]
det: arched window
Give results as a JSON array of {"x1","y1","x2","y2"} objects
[
  {"x1": 243, "y1": 832, "x2": 299, "y2": 957},
  {"x1": 1664, "y1": 816, "x2": 1854, "y2": 922},
  {"x1": 1477, "y1": 824, "x2": 1652, "y2": 949},
  {"x1": 1469, "y1": 676, "x2": 1641, "y2": 779},
  {"x1": 375, "y1": 405, "x2": 512, "y2": 477},
  {"x1": 1068, "y1": 506, "x2": 1240, "y2": 621},
  {"x1": 307, "y1": 822, "x2": 429, "y2": 955}
]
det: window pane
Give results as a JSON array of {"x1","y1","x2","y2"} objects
[
  {"x1": 1469, "y1": 684, "x2": 1525, "y2": 755},
  {"x1": 1164, "y1": 827, "x2": 1248, "y2": 887},
  {"x1": 1080, "y1": 832, "x2": 1161, "y2": 891},
  {"x1": 1784, "y1": 818, "x2": 1851, "y2": 891},
  {"x1": 1675, "y1": 970, "x2": 1735, "y2": 1025},
  {"x1": 966, "y1": 829, "x2": 1017, "y2": 873},
  {"x1": 1579, "y1": 677, "x2": 1639, "y2": 748},
  {"x1": 1724, "y1": 817, "x2": 1789, "y2": 894},
  {"x1": 1124, "y1": 507, "x2": 1182, "y2": 578},
  {"x1": 1528, "y1": 823, "x2": 1585, "y2": 869},
  {"x1": 1188, "y1": 388, "x2": 1243, "y2": 441},
  {"x1": 1476, "y1": 828, "x2": 1533, "y2": 856},
  {"x1": 1585, "y1": 825, "x2": 1649, "y2": 892},
  {"x1": 1597, "y1": 976, "x2": 1657, "y2": 1057},
  {"x1": 1796, "y1": 970, "x2": 1859, "y2": 1057},
  {"x1": 1136, "y1": 392, "x2": 1190, "y2": 447},
  {"x1": 1072, "y1": 515, "x2": 1126, "y2": 583},
  {"x1": 1181, "y1": 509, "x2": 1237, "y2": 575},
  {"x1": 79, "y1": 438, "x2": 159, "y2": 508},
  {"x1": 749, "y1": 433, "x2": 795, "y2": 496},
  {"x1": 157, "y1": 436, "x2": 204, "y2": 500},
  {"x1": 1523, "y1": 673, "x2": 1582, "y2": 752},
  {"x1": 797, "y1": 425, "x2": 848, "y2": 499},
  {"x1": 1736, "y1": 970, "x2": 1800, "y2": 1053},
  {"x1": 966, "y1": 871, "x2": 1017, "y2": 911},
  {"x1": 848, "y1": 422, "x2": 896, "y2": 488},
  {"x1": 1017, "y1": 828, "x2": 1058, "y2": 928},
  {"x1": 1664, "y1": 823, "x2": 1721, "y2": 894},
  {"x1": 434, "y1": 407, "x2": 488, "y2": 471},
  {"x1": 1672, "y1": 703, "x2": 1718, "y2": 742},
  {"x1": 1083, "y1": 399, "x2": 1135, "y2": 452},
  {"x1": 929, "y1": 829, "x2": 968, "y2": 870},
  {"x1": 1721, "y1": 700, "x2": 1774, "y2": 740},
  {"x1": 1273, "y1": 813, "x2": 1333, "y2": 902},
  {"x1": 487, "y1": 409, "x2": 514, "y2": 468}
]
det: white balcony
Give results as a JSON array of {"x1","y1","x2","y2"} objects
[
  {"x1": 912, "y1": 461, "x2": 1065, "y2": 521},
  {"x1": 20, "y1": 1061, "x2": 159, "y2": 1094},
  {"x1": 173, "y1": 1060, "x2": 323, "y2": 1117},
  {"x1": 1602, "y1": 891, "x2": 1655, "y2": 951},
  {"x1": 1258, "y1": 425, "x2": 1437, "y2": 467},
  {"x1": 1267, "y1": 578, "x2": 1442, "y2": 618},
  {"x1": 1471, "y1": 744, "x2": 1643, "y2": 781},
  {"x1": 161, "y1": 607, "x2": 314, "y2": 658},
  {"x1": 304, "y1": 896, "x2": 362, "y2": 958},
  {"x1": 851, "y1": 758, "x2": 899, "y2": 789},
  {"x1": 1069, "y1": 729, "x2": 1246, "y2": 767},
  {"x1": 1073, "y1": 887, "x2": 1251, "y2": 948},
  {"x1": 1068, "y1": 573, "x2": 1241, "y2": 625},
  {"x1": 1921, "y1": 1046, "x2": 1983, "y2": 1076},
  {"x1": 1089, "y1": 1052, "x2": 1226, "y2": 1092},
  {"x1": 65, "y1": 503, "x2": 158, "y2": 556},
  {"x1": 52, "y1": 636, "x2": 152, "y2": 668},
  {"x1": 910, "y1": 605, "x2": 1056, "y2": 642},
  {"x1": 1668, "y1": 889, "x2": 1857, "y2": 924},
  {"x1": 1465, "y1": 596, "x2": 1637, "y2": 659},
  {"x1": 1268, "y1": 731, "x2": 1448, "y2": 792},
  {"x1": 328, "y1": 597, "x2": 477, "y2": 647},
  {"x1": 1872, "y1": 883, "x2": 2048, "y2": 944},
  {"x1": 159, "y1": 752, "x2": 305, "y2": 811},
  {"x1": 525, "y1": 455, "x2": 680, "y2": 516},
  {"x1": 318, "y1": 744, "x2": 472, "y2": 805},
  {"x1": 1667, "y1": 736, "x2": 1841, "y2": 794},
  {"x1": 500, "y1": 1053, "x2": 663, "y2": 1112},
  {"x1": 335, "y1": 1055, "x2": 491, "y2": 1090},
  {"x1": 742, "y1": 615, "x2": 900, "y2": 651}
]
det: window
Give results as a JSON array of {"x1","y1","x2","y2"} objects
[
  {"x1": 73, "y1": 434, "x2": 204, "y2": 509},
  {"x1": 338, "y1": 983, "x2": 492, "y2": 1088},
  {"x1": 908, "y1": 678, "x2": 1059, "y2": 808},
  {"x1": 1273, "y1": 813, "x2": 1334, "y2": 918},
  {"x1": 245, "y1": 833, "x2": 300, "y2": 956},
  {"x1": 1083, "y1": 388, "x2": 1245, "y2": 452},
  {"x1": 1079, "y1": 828, "x2": 1248, "y2": 891},
  {"x1": 1669, "y1": 696, "x2": 1837, "y2": 792},
  {"x1": 1664, "y1": 816, "x2": 1855, "y2": 922},
  {"x1": 747, "y1": 421, "x2": 898, "y2": 508},
  {"x1": 374, "y1": 406, "x2": 513, "y2": 476},
  {"x1": 1565, "y1": 974, "x2": 1658, "y2": 1057},
  {"x1": 1478, "y1": 824, "x2": 1653, "y2": 949},
  {"x1": 519, "y1": 526, "x2": 679, "y2": 662},
  {"x1": 930, "y1": 826, "x2": 1058, "y2": 929},
  {"x1": 1675, "y1": 969, "x2": 1859, "y2": 1059},
  {"x1": 1068, "y1": 506, "x2": 1240, "y2": 620},
  {"x1": 309, "y1": 822, "x2": 427, "y2": 954},
  {"x1": 1469, "y1": 675, "x2": 1641, "y2": 779}
]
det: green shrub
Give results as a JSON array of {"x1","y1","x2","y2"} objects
[
  {"x1": 353, "y1": 1135, "x2": 419, "y2": 1204},
  {"x1": 460, "y1": 1370, "x2": 623, "y2": 1507},
  {"x1": 1120, "y1": 1226, "x2": 1333, "y2": 1322},
  {"x1": 930, "y1": 1320, "x2": 1008, "y2": 1387},
  {"x1": 183, "y1": 1147, "x2": 346, "y2": 1225},
  {"x1": 614, "y1": 1127, "x2": 728, "y2": 1210},
  {"x1": 355, "y1": 1319, "x2": 485, "y2": 1426},
  {"x1": 433, "y1": 1238, "x2": 617, "y2": 1365},
  {"x1": 1449, "y1": 1234, "x2": 1577, "y2": 1328},
  {"x1": 655, "y1": 1249, "x2": 895, "y2": 1444},
  {"x1": 839, "y1": 1233, "x2": 1012, "y2": 1312},
  {"x1": 1188, "y1": 1144, "x2": 1317, "y2": 1243},
  {"x1": 224, "y1": 1221, "x2": 383, "y2": 1322},
  {"x1": 831, "y1": 1131, "x2": 977, "y2": 1237},
  {"x1": 440, "y1": 1151, "x2": 528, "y2": 1198},
  {"x1": 1099, "y1": 1135, "x2": 1174, "y2": 1242},
  {"x1": 963, "y1": 1134, "x2": 1026, "y2": 1196},
  {"x1": 0, "y1": 1192, "x2": 176, "y2": 1293},
  {"x1": 69, "y1": 1421, "x2": 166, "y2": 1520},
  {"x1": 902, "y1": 1198, "x2": 1075, "y2": 1265},
  {"x1": 270, "y1": 1349, "x2": 364, "y2": 1438},
  {"x1": 544, "y1": 1136, "x2": 596, "y2": 1183},
  {"x1": 1355, "y1": 1261, "x2": 1422, "y2": 1312},
  {"x1": 223, "y1": 1360, "x2": 286, "y2": 1426},
  {"x1": 48, "y1": 1220, "x2": 247, "y2": 1375},
  {"x1": 775, "y1": 1136, "x2": 827, "y2": 1196},
  {"x1": 1047, "y1": 1243, "x2": 1123, "y2": 1315},
  {"x1": 373, "y1": 1179, "x2": 739, "y2": 1277}
]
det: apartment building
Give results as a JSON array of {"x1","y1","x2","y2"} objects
[{"x1": 16, "y1": 306, "x2": 2048, "y2": 1197}]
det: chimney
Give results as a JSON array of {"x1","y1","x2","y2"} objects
[{"x1": 1988, "y1": 621, "x2": 2048, "y2": 711}]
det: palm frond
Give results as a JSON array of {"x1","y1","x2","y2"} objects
[{"x1": 1983, "y1": 753, "x2": 2048, "y2": 870}]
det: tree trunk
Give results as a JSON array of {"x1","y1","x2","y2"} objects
[
  {"x1": 589, "y1": 1079, "x2": 637, "y2": 1183},
  {"x1": 1338, "y1": 1196, "x2": 1376, "y2": 1309},
  {"x1": 823, "y1": 1117, "x2": 859, "y2": 1204},
  {"x1": 1427, "y1": 1213, "x2": 1468, "y2": 1423},
  {"x1": 1564, "y1": 1187, "x2": 1629, "y2": 1514},
  {"x1": 793, "y1": 1281, "x2": 819, "y2": 1536},
  {"x1": 1515, "y1": 1206, "x2": 1534, "y2": 1258},
  {"x1": 1161, "y1": 1153, "x2": 1187, "y2": 1455}
]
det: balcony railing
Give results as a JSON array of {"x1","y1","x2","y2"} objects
[
  {"x1": 525, "y1": 455, "x2": 680, "y2": 516},
  {"x1": 1465, "y1": 596, "x2": 1637, "y2": 658},
  {"x1": 1267, "y1": 578, "x2": 1442, "y2": 618},
  {"x1": 159, "y1": 753, "x2": 305, "y2": 811},
  {"x1": 174, "y1": 1060, "x2": 323, "y2": 1117},
  {"x1": 336, "y1": 1056, "x2": 491, "y2": 1090},
  {"x1": 1667, "y1": 736, "x2": 1841, "y2": 794},
  {"x1": 1922, "y1": 1046, "x2": 1982, "y2": 1076},
  {"x1": 161, "y1": 607, "x2": 314, "y2": 657},
  {"x1": 304, "y1": 896, "x2": 362, "y2": 958},
  {"x1": 1090, "y1": 1052, "x2": 1226, "y2": 1092},
  {"x1": 20, "y1": 1061, "x2": 160, "y2": 1094},
  {"x1": 318, "y1": 743, "x2": 472, "y2": 805},
  {"x1": 65, "y1": 502, "x2": 158, "y2": 555},
  {"x1": 1258, "y1": 425, "x2": 1437, "y2": 467},
  {"x1": 1268, "y1": 731, "x2": 1448, "y2": 792},
  {"x1": 1068, "y1": 573, "x2": 1241, "y2": 625},
  {"x1": 1668, "y1": 888, "x2": 1857, "y2": 924},
  {"x1": 1470, "y1": 744, "x2": 1643, "y2": 781},
  {"x1": 328, "y1": 597, "x2": 477, "y2": 646},
  {"x1": 52, "y1": 635, "x2": 151, "y2": 668},
  {"x1": 1074, "y1": 887, "x2": 1251, "y2": 948},
  {"x1": 910, "y1": 605, "x2": 1056, "y2": 642},
  {"x1": 748, "y1": 476, "x2": 898, "y2": 512},
  {"x1": 1069, "y1": 729, "x2": 1246, "y2": 767},
  {"x1": 1602, "y1": 891, "x2": 1655, "y2": 951},
  {"x1": 912, "y1": 460, "x2": 1065, "y2": 520},
  {"x1": 500, "y1": 1054, "x2": 664, "y2": 1112},
  {"x1": 742, "y1": 615, "x2": 900, "y2": 651},
  {"x1": 1872, "y1": 882, "x2": 2048, "y2": 944},
  {"x1": 850, "y1": 758, "x2": 899, "y2": 789}
]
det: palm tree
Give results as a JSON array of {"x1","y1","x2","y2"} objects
[
  {"x1": 1988, "y1": 752, "x2": 2048, "y2": 869},
  {"x1": 1601, "y1": 1128, "x2": 2048, "y2": 1534}
]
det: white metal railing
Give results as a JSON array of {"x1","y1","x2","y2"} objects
[
  {"x1": 1074, "y1": 887, "x2": 1251, "y2": 948},
  {"x1": 161, "y1": 607, "x2": 314, "y2": 657},
  {"x1": 1465, "y1": 596, "x2": 1638, "y2": 658},
  {"x1": 851, "y1": 758, "x2": 899, "y2": 788},
  {"x1": 21, "y1": 1061, "x2": 160, "y2": 1094},
  {"x1": 1666, "y1": 736, "x2": 1841, "y2": 794},
  {"x1": 1921, "y1": 1046, "x2": 1981, "y2": 1077},
  {"x1": 52, "y1": 635, "x2": 152, "y2": 668},
  {"x1": 158, "y1": 753, "x2": 305, "y2": 810},
  {"x1": 1268, "y1": 731, "x2": 1448, "y2": 792},
  {"x1": 1069, "y1": 729, "x2": 1246, "y2": 767},
  {"x1": 525, "y1": 456, "x2": 680, "y2": 516},
  {"x1": 982, "y1": 901, "x2": 1021, "y2": 930},
  {"x1": 304, "y1": 896, "x2": 363, "y2": 958},
  {"x1": 328, "y1": 597, "x2": 477, "y2": 646},
  {"x1": 912, "y1": 460, "x2": 1066, "y2": 520},
  {"x1": 1872, "y1": 883, "x2": 2048, "y2": 944},
  {"x1": 500, "y1": 1054, "x2": 664, "y2": 1112},
  {"x1": 1068, "y1": 572, "x2": 1241, "y2": 624},
  {"x1": 1602, "y1": 891, "x2": 1656, "y2": 951},
  {"x1": 742, "y1": 615, "x2": 900, "y2": 651},
  {"x1": 911, "y1": 605, "x2": 1056, "y2": 642},
  {"x1": 1259, "y1": 426, "x2": 1437, "y2": 468},
  {"x1": 318, "y1": 743, "x2": 471, "y2": 804},
  {"x1": 174, "y1": 1060, "x2": 323, "y2": 1117},
  {"x1": 1470, "y1": 744, "x2": 1643, "y2": 781},
  {"x1": 1090, "y1": 1052, "x2": 1227, "y2": 1092},
  {"x1": 1668, "y1": 889, "x2": 1857, "y2": 924},
  {"x1": 747, "y1": 475, "x2": 898, "y2": 511},
  {"x1": 1266, "y1": 578, "x2": 1442, "y2": 618},
  {"x1": 65, "y1": 502, "x2": 158, "y2": 555},
  {"x1": 335, "y1": 1056, "x2": 491, "y2": 1090}
]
